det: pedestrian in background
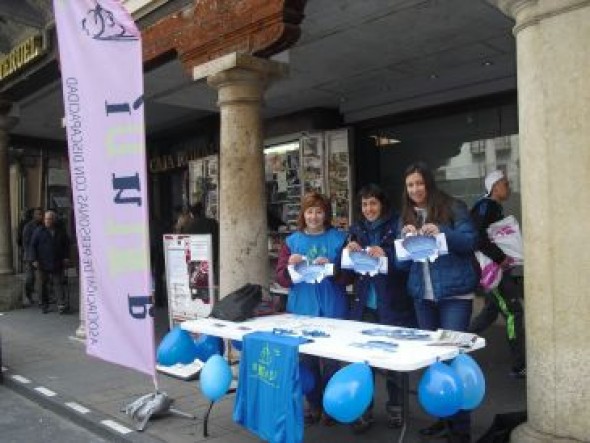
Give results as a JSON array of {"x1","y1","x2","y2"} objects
[
  {"x1": 187, "y1": 202, "x2": 220, "y2": 284},
  {"x1": 344, "y1": 183, "x2": 416, "y2": 433},
  {"x1": 397, "y1": 162, "x2": 478, "y2": 443},
  {"x1": 469, "y1": 170, "x2": 526, "y2": 378},
  {"x1": 21, "y1": 207, "x2": 43, "y2": 306},
  {"x1": 30, "y1": 210, "x2": 71, "y2": 314},
  {"x1": 16, "y1": 208, "x2": 32, "y2": 268}
]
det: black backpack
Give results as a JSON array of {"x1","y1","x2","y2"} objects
[{"x1": 210, "y1": 283, "x2": 262, "y2": 322}]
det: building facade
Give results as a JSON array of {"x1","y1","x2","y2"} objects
[{"x1": 1, "y1": 1, "x2": 589, "y2": 441}]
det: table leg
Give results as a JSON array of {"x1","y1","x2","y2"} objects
[{"x1": 397, "y1": 372, "x2": 410, "y2": 443}]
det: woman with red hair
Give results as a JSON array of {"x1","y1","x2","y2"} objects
[{"x1": 276, "y1": 191, "x2": 348, "y2": 425}]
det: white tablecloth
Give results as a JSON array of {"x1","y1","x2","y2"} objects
[{"x1": 182, "y1": 314, "x2": 485, "y2": 371}]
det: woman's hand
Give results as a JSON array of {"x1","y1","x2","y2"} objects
[
  {"x1": 500, "y1": 257, "x2": 514, "y2": 270},
  {"x1": 288, "y1": 254, "x2": 304, "y2": 265},
  {"x1": 401, "y1": 224, "x2": 418, "y2": 236},
  {"x1": 366, "y1": 246, "x2": 385, "y2": 258},
  {"x1": 420, "y1": 223, "x2": 440, "y2": 236},
  {"x1": 313, "y1": 257, "x2": 330, "y2": 265},
  {"x1": 346, "y1": 241, "x2": 362, "y2": 252}
]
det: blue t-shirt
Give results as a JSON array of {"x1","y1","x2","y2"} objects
[
  {"x1": 233, "y1": 332, "x2": 306, "y2": 443},
  {"x1": 285, "y1": 228, "x2": 347, "y2": 319}
]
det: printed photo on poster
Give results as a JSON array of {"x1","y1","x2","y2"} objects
[{"x1": 188, "y1": 260, "x2": 210, "y2": 304}]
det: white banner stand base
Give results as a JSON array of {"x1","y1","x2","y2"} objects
[{"x1": 123, "y1": 391, "x2": 195, "y2": 431}]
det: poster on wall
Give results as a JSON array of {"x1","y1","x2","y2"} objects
[
  {"x1": 301, "y1": 134, "x2": 325, "y2": 195},
  {"x1": 163, "y1": 234, "x2": 216, "y2": 328},
  {"x1": 264, "y1": 141, "x2": 301, "y2": 232},
  {"x1": 326, "y1": 129, "x2": 352, "y2": 229},
  {"x1": 189, "y1": 155, "x2": 219, "y2": 220}
]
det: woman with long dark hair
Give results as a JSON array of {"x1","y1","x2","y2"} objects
[{"x1": 398, "y1": 162, "x2": 478, "y2": 443}]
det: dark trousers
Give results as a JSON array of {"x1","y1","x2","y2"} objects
[
  {"x1": 301, "y1": 355, "x2": 341, "y2": 410},
  {"x1": 469, "y1": 273, "x2": 526, "y2": 370},
  {"x1": 24, "y1": 261, "x2": 36, "y2": 301},
  {"x1": 414, "y1": 298, "x2": 473, "y2": 435},
  {"x1": 38, "y1": 269, "x2": 68, "y2": 310}
]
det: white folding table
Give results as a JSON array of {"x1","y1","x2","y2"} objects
[{"x1": 182, "y1": 313, "x2": 485, "y2": 442}]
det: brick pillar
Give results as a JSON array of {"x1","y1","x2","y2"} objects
[{"x1": 194, "y1": 53, "x2": 287, "y2": 297}]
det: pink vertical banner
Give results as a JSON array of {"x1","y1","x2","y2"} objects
[{"x1": 53, "y1": 0, "x2": 155, "y2": 376}]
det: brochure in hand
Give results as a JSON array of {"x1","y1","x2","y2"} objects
[
  {"x1": 288, "y1": 258, "x2": 334, "y2": 284},
  {"x1": 341, "y1": 249, "x2": 388, "y2": 276},
  {"x1": 394, "y1": 233, "x2": 448, "y2": 262}
]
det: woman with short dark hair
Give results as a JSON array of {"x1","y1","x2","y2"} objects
[{"x1": 345, "y1": 183, "x2": 416, "y2": 433}]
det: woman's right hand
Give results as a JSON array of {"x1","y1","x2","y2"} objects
[
  {"x1": 401, "y1": 224, "x2": 418, "y2": 236},
  {"x1": 346, "y1": 241, "x2": 362, "y2": 252},
  {"x1": 288, "y1": 254, "x2": 304, "y2": 265}
]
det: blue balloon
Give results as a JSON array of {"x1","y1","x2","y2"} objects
[
  {"x1": 157, "y1": 326, "x2": 198, "y2": 366},
  {"x1": 322, "y1": 363, "x2": 373, "y2": 423},
  {"x1": 194, "y1": 334, "x2": 225, "y2": 362},
  {"x1": 299, "y1": 363, "x2": 315, "y2": 395},
  {"x1": 231, "y1": 340, "x2": 242, "y2": 351},
  {"x1": 418, "y1": 361, "x2": 463, "y2": 418},
  {"x1": 451, "y1": 353, "x2": 486, "y2": 410},
  {"x1": 200, "y1": 355, "x2": 232, "y2": 402}
]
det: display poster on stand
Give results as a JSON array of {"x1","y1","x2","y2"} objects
[{"x1": 163, "y1": 234, "x2": 216, "y2": 328}]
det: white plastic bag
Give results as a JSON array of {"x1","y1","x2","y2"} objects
[
  {"x1": 475, "y1": 216, "x2": 523, "y2": 292},
  {"x1": 487, "y1": 215, "x2": 524, "y2": 266}
]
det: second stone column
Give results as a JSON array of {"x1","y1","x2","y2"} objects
[{"x1": 194, "y1": 54, "x2": 287, "y2": 297}]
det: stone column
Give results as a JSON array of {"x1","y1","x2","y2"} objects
[
  {"x1": 193, "y1": 53, "x2": 287, "y2": 297},
  {"x1": 489, "y1": 1, "x2": 590, "y2": 442},
  {"x1": 0, "y1": 100, "x2": 17, "y2": 275}
]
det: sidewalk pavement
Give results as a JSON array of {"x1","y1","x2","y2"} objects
[{"x1": 0, "y1": 274, "x2": 526, "y2": 443}]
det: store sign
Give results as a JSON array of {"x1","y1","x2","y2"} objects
[
  {"x1": 0, "y1": 34, "x2": 46, "y2": 82},
  {"x1": 149, "y1": 145, "x2": 215, "y2": 172}
]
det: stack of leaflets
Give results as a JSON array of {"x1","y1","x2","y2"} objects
[{"x1": 429, "y1": 329, "x2": 479, "y2": 348}]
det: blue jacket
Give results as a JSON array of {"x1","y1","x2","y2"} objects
[
  {"x1": 396, "y1": 201, "x2": 478, "y2": 301},
  {"x1": 347, "y1": 215, "x2": 415, "y2": 327}
]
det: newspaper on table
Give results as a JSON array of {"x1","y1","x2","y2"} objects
[{"x1": 430, "y1": 329, "x2": 479, "y2": 348}]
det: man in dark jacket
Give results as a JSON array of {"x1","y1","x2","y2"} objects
[
  {"x1": 21, "y1": 208, "x2": 43, "y2": 305},
  {"x1": 186, "y1": 202, "x2": 220, "y2": 284},
  {"x1": 469, "y1": 170, "x2": 526, "y2": 378},
  {"x1": 30, "y1": 210, "x2": 70, "y2": 314}
]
